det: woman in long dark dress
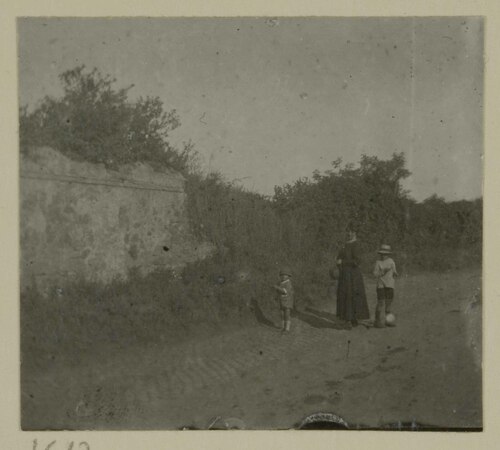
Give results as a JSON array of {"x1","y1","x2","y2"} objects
[{"x1": 336, "y1": 228, "x2": 370, "y2": 326}]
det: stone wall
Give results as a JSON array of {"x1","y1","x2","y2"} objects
[{"x1": 20, "y1": 147, "x2": 212, "y2": 292}]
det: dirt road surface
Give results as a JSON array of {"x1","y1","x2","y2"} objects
[{"x1": 22, "y1": 270, "x2": 482, "y2": 430}]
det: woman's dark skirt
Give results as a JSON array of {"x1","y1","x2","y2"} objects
[{"x1": 336, "y1": 266, "x2": 370, "y2": 321}]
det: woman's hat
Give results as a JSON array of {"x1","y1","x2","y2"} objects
[
  {"x1": 279, "y1": 268, "x2": 292, "y2": 277},
  {"x1": 378, "y1": 244, "x2": 392, "y2": 254}
]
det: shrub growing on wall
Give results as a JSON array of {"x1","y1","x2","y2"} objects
[{"x1": 19, "y1": 65, "x2": 195, "y2": 173}]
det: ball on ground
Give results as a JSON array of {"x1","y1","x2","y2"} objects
[{"x1": 385, "y1": 313, "x2": 396, "y2": 326}]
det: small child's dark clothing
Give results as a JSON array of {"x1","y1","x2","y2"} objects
[{"x1": 376, "y1": 287, "x2": 394, "y2": 301}]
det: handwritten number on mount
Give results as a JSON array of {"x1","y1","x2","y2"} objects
[{"x1": 32, "y1": 440, "x2": 90, "y2": 450}]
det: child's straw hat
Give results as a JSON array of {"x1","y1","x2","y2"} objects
[{"x1": 377, "y1": 244, "x2": 392, "y2": 255}]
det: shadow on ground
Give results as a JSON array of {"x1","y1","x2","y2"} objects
[
  {"x1": 293, "y1": 307, "x2": 349, "y2": 330},
  {"x1": 305, "y1": 307, "x2": 337, "y2": 322},
  {"x1": 250, "y1": 298, "x2": 279, "y2": 329},
  {"x1": 249, "y1": 299, "x2": 350, "y2": 331}
]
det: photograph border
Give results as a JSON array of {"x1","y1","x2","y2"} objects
[{"x1": 1, "y1": 1, "x2": 499, "y2": 449}]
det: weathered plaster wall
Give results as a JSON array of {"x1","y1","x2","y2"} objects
[{"x1": 20, "y1": 147, "x2": 212, "y2": 292}]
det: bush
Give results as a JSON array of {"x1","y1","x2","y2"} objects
[
  {"x1": 271, "y1": 154, "x2": 482, "y2": 273},
  {"x1": 19, "y1": 65, "x2": 196, "y2": 173}
]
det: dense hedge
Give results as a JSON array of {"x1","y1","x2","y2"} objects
[{"x1": 185, "y1": 152, "x2": 481, "y2": 273}]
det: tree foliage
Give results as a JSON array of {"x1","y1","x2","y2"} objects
[
  {"x1": 273, "y1": 153, "x2": 411, "y2": 257},
  {"x1": 272, "y1": 153, "x2": 481, "y2": 271},
  {"x1": 19, "y1": 65, "x2": 196, "y2": 173}
]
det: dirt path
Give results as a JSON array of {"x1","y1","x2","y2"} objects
[{"x1": 22, "y1": 270, "x2": 482, "y2": 430}]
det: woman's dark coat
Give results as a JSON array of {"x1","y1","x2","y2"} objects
[{"x1": 336, "y1": 241, "x2": 370, "y2": 321}]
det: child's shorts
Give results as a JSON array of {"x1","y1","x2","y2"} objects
[
  {"x1": 376, "y1": 287, "x2": 394, "y2": 301},
  {"x1": 280, "y1": 297, "x2": 294, "y2": 310}
]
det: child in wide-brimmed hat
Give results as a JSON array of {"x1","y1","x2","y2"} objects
[
  {"x1": 373, "y1": 244, "x2": 398, "y2": 328},
  {"x1": 273, "y1": 268, "x2": 294, "y2": 332}
]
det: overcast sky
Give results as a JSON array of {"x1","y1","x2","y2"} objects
[{"x1": 18, "y1": 17, "x2": 483, "y2": 201}]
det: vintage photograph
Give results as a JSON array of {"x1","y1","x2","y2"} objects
[{"x1": 18, "y1": 17, "x2": 483, "y2": 430}]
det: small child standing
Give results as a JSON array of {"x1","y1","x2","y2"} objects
[
  {"x1": 273, "y1": 268, "x2": 294, "y2": 332},
  {"x1": 373, "y1": 244, "x2": 398, "y2": 328}
]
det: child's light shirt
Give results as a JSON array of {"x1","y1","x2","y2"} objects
[{"x1": 373, "y1": 258, "x2": 397, "y2": 289}]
